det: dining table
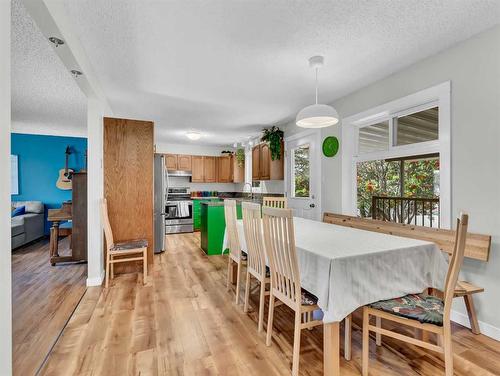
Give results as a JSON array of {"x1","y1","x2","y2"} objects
[{"x1": 223, "y1": 216, "x2": 449, "y2": 376}]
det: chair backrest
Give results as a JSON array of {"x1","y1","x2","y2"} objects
[
  {"x1": 242, "y1": 202, "x2": 266, "y2": 279},
  {"x1": 262, "y1": 206, "x2": 301, "y2": 309},
  {"x1": 224, "y1": 199, "x2": 241, "y2": 259},
  {"x1": 263, "y1": 196, "x2": 287, "y2": 209},
  {"x1": 101, "y1": 198, "x2": 114, "y2": 250},
  {"x1": 443, "y1": 213, "x2": 468, "y2": 322}
]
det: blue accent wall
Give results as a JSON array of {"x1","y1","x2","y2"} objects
[{"x1": 11, "y1": 133, "x2": 88, "y2": 235}]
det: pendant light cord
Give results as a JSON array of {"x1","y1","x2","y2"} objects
[{"x1": 315, "y1": 67, "x2": 318, "y2": 105}]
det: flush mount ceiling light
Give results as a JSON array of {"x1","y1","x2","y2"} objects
[
  {"x1": 296, "y1": 56, "x2": 339, "y2": 128},
  {"x1": 48, "y1": 36, "x2": 64, "y2": 47},
  {"x1": 186, "y1": 131, "x2": 201, "y2": 141},
  {"x1": 70, "y1": 69, "x2": 82, "y2": 78}
]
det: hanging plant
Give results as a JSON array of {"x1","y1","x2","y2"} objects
[
  {"x1": 261, "y1": 126, "x2": 284, "y2": 160},
  {"x1": 235, "y1": 148, "x2": 245, "y2": 167}
]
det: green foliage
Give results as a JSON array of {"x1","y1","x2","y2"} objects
[
  {"x1": 293, "y1": 146, "x2": 310, "y2": 197},
  {"x1": 235, "y1": 148, "x2": 245, "y2": 167},
  {"x1": 261, "y1": 126, "x2": 284, "y2": 160}
]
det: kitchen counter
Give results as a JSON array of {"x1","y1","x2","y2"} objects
[
  {"x1": 200, "y1": 201, "x2": 242, "y2": 255},
  {"x1": 200, "y1": 197, "x2": 263, "y2": 206}
]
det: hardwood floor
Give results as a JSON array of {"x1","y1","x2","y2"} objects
[
  {"x1": 12, "y1": 237, "x2": 87, "y2": 376},
  {"x1": 40, "y1": 233, "x2": 500, "y2": 375}
]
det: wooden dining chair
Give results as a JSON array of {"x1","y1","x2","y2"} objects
[
  {"x1": 362, "y1": 213, "x2": 469, "y2": 376},
  {"x1": 224, "y1": 199, "x2": 244, "y2": 304},
  {"x1": 262, "y1": 206, "x2": 324, "y2": 376},
  {"x1": 241, "y1": 201, "x2": 270, "y2": 332},
  {"x1": 101, "y1": 198, "x2": 148, "y2": 288},
  {"x1": 262, "y1": 196, "x2": 287, "y2": 209}
]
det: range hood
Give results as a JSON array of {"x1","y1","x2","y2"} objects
[{"x1": 167, "y1": 170, "x2": 192, "y2": 177}]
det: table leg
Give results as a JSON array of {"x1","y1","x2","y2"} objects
[
  {"x1": 49, "y1": 221, "x2": 60, "y2": 266},
  {"x1": 324, "y1": 321, "x2": 340, "y2": 376}
]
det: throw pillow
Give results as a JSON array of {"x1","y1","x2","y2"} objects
[{"x1": 11, "y1": 205, "x2": 25, "y2": 217}]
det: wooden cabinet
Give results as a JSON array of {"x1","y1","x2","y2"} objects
[
  {"x1": 192, "y1": 156, "x2": 204, "y2": 182},
  {"x1": 252, "y1": 143, "x2": 284, "y2": 181},
  {"x1": 204, "y1": 156, "x2": 216, "y2": 182},
  {"x1": 252, "y1": 145, "x2": 260, "y2": 181},
  {"x1": 165, "y1": 154, "x2": 177, "y2": 170},
  {"x1": 218, "y1": 155, "x2": 233, "y2": 183},
  {"x1": 177, "y1": 155, "x2": 192, "y2": 171},
  {"x1": 233, "y1": 156, "x2": 244, "y2": 183}
]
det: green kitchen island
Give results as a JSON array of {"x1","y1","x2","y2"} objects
[{"x1": 200, "y1": 201, "x2": 242, "y2": 255}]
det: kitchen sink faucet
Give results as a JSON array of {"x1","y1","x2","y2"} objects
[{"x1": 243, "y1": 182, "x2": 253, "y2": 200}]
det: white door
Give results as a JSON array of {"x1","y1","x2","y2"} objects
[{"x1": 285, "y1": 131, "x2": 321, "y2": 220}]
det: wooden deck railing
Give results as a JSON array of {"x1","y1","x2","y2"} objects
[{"x1": 371, "y1": 195, "x2": 440, "y2": 228}]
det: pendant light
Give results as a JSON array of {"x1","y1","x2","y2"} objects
[{"x1": 296, "y1": 56, "x2": 339, "y2": 128}]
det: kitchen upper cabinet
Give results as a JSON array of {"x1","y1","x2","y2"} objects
[
  {"x1": 191, "y1": 156, "x2": 204, "y2": 182},
  {"x1": 252, "y1": 143, "x2": 284, "y2": 181},
  {"x1": 233, "y1": 156, "x2": 244, "y2": 183},
  {"x1": 177, "y1": 155, "x2": 192, "y2": 171},
  {"x1": 217, "y1": 155, "x2": 233, "y2": 183},
  {"x1": 165, "y1": 154, "x2": 177, "y2": 170},
  {"x1": 252, "y1": 145, "x2": 260, "y2": 181},
  {"x1": 204, "y1": 156, "x2": 216, "y2": 182}
]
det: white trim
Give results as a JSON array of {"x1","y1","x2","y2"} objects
[
  {"x1": 341, "y1": 81, "x2": 451, "y2": 228},
  {"x1": 451, "y1": 310, "x2": 500, "y2": 341},
  {"x1": 86, "y1": 269, "x2": 105, "y2": 287},
  {"x1": 11, "y1": 122, "x2": 87, "y2": 138}
]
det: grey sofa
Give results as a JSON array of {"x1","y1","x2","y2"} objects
[{"x1": 11, "y1": 201, "x2": 44, "y2": 249}]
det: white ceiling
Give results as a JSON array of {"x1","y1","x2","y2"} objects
[
  {"x1": 13, "y1": 0, "x2": 500, "y2": 145},
  {"x1": 11, "y1": 0, "x2": 87, "y2": 137}
]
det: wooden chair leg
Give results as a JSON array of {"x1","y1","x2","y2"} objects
[
  {"x1": 226, "y1": 258, "x2": 232, "y2": 291},
  {"x1": 244, "y1": 271, "x2": 251, "y2": 313},
  {"x1": 375, "y1": 316, "x2": 382, "y2": 346},
  {"x1": 266, "y1": 295, "x2": 275, "y2": 346},
  {"x1": 111, "y1": 255, "x2": 114, "y2": 279},
  {"x1": 292, "y1": 311, "x2": 302, "y2": 376},
  {"x1": 464, "y1": 294, "x2": 481, "y2": 334},
  {"x1": 143, "y1": 248, "x2": 147, "y2": 284},
  {"x1": 258, "y1": 281, "x2": 265, "y2": 333},
  {"x1": 344, "y1": 314, "x2": 352, "y2": 361},
  {"x1": 105, "y1": 252, "x2": 110, "y2": 288},
  {"x1": 443, "y1": 325, "x2": 454, "y2": 376},
  {"x1": 235, "y1": 261, "x2": 242, "y2": 305},
  {"x1": 307, "y1": 311, "x2": 313, "y2": 331},
  {"x1": 362, "y1": 308, "x2": 369, "y2": 376}
]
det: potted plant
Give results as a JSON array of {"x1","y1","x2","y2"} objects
[
  {"x1": 235, "y1": 148, "x2": 245, "y2": 167},
  {"x1": 261, "y1": 126, "x2": 284, "y2": 160}
]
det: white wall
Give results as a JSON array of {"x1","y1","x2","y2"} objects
[
  {"x1": 0, "y1": 1, "x2": 12, "y2": 374},
  {"x1": 286, "y1": 25, "x2": 500, "y2": 334}
]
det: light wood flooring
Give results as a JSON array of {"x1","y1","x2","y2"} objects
[
  {"x1": 12, "y1": 237, "x2": 87, "y2": 376},
  {"x1": 40, "y1": 233, "x2": 500, "y2": 375}
]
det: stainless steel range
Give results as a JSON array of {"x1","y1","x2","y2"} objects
[{"x1": 165, "y1": 187, "x2": 193, "y2": 234}]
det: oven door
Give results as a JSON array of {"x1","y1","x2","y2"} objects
[{"x1": 165, "y1": 202, "x2": 193, "y2": 220}]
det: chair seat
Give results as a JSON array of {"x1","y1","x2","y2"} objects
[
  {"x1": 301, "y1": 289, "x2": 318, "y2": 306},
  {"x1": 111, "y1": 239, "x2": 148, "y2": 252},
  {"x1": 370, "y1": 293, "x2": 444, "y2": 326}
]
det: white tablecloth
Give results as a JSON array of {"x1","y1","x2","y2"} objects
[{"x1": 223, "y1": 217, "x2": 448, "y2": 323}]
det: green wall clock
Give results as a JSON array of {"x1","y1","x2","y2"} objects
[{"x1": 322, "y1": 136, "x2": 339, "y2": 157}]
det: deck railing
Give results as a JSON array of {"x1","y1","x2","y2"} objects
[{"x1": 371, "y1": 195, "x2": 440, "y2": 228}]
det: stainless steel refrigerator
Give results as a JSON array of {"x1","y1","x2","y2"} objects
[{"x1": 154, "y1": 154, "x2": 167, "y2": 253}]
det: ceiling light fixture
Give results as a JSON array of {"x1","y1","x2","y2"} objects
[
  {"x1": 186, "y1": 131, "x2": 201, "y2": 141},
  {"x1": 48, "y1": 36, "x2": 64, "y2": 47},
  {"x1": 296, "y1": 56, "x2": 339, "y2": 128},
  {"x1": 70, "y1": 69, "x2": 82, "y2": 78}
]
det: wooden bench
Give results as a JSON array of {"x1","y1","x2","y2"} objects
[{"x1": 323, "y1": 212, "x2": 492, "y2": 335}]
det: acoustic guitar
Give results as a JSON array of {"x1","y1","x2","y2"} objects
[{"x1": 56, "y1": 146, "x2": 74, "y2": 190}]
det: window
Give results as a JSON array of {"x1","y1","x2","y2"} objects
[
  {"x1": 358, "y1": 121, "x2": 389, "y2": 153},
  {"x1": 291, "y1": 144, "x2": 310, "y2": 198},
  {"x1": 395, "y1": 107, "x2": 438, "y2": 146}
]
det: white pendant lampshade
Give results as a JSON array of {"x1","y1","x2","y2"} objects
[{"x1": 296, "y1": 56, "x2": 339, "y2": 128}]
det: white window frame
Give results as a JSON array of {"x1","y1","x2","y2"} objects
[
  {"x1": 341, "y1": 81, "x2": 451, "y2": 228},
  {"x1": 290, "y1": 143, "x2": 311, "y2": 199}
]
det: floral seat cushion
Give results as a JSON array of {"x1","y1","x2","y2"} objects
[
  {"x1": 301, "y1": 289, "x2": 318, "y2": 306},
  {"x1": 370, "y1": 293, "x2": 444, "y2": 326},
  {"x1": 112, "y1": 239, "x2": 148, "y2": 252}
]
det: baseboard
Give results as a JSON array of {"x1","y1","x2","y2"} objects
[
  {"x1": 86, "y1": 269, "x2": 104, "y2": 287},
  {"x1": 451, "y1": 309, "x2": 500, "y2": 341}
]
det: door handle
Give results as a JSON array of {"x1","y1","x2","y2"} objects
[{"x1": 309, "y1": 203, "x2": 315, "y2": 208}]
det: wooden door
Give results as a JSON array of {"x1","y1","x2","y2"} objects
[
  {"x1": 252, "y1": 145, "x2": 260, "y2": 181},
  {"x1": 233, "y1": 156, "x2": 244, "y2": 183},
  {"x1": 260, "y1": 143, "x2": 270, "y2": 180},
  {"x1": 192, "y1": 156, "x2": 204, "y2": 182},
  {"x1": 204, "y1": 156, "x2": 216, "y2": 182},
  {"x1": 165, "y1": 154, "x2": 177, "y2": 170},
  {"x1": 104, "y1": 117, "x2": 154, "y2": 267},
  {"x1": 218, "y1": 156, "x2": 232, "y2": 182},
  {"x1": 71, "y1": 172, "x2": 87, "y2": 261},
  {"x1": 177, "y1": 155, "x2": 192, "y2": 171}
]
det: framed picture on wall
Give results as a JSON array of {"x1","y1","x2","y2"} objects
[{"x1": 11, "y1": 154, "x2": 19, "y2": 195}]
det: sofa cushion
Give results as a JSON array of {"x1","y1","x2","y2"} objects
[
  {"x1": 11, "y1": 216, "x2": 25, "y2": 237},
  {"x1": 12, "y1": 201, "x2": 44, "y2": 214}
]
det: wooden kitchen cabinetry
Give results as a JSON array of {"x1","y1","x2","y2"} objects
[
  {"x1": 165, "y1": 154, "x2": 178, "y2": 170},
  {"x1": 252, "y1": 143, "x2": 284, "y2": 181},
  {"x1": 177, "y1": 155, "x2": 192, "y2": 171},
  {"x1": 203, "y1": 156, "x2": 217, "y2": 182},
  {"x1": 191, "y1": 156, "x2": 204, "y2": 182},
  {"x1": 217, "y1": 155, "x2": 233, "y2": 183},
  {"x1": 233, "y1": 156, "x2": 244, "y2": 183}
]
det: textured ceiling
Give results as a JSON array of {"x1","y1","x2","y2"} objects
[{"x1": 11, "y1": 0, "x2": 87, "y2": 137}]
